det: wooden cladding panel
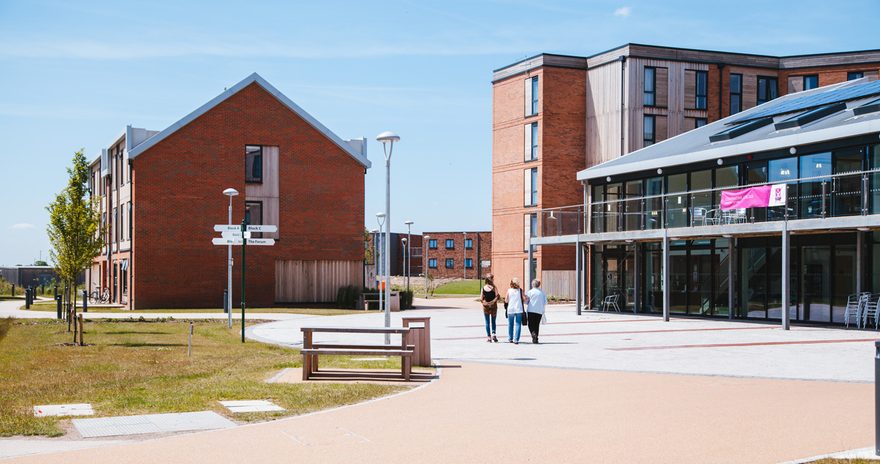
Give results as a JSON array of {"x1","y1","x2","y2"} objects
[
  {"x1": 655, "y1": 67, "x2": 669, "y2": 108},
  {"x1": 683, "y1": 70, "x2": 696, "y2": 109},
  {"x1": 541, "y1": 270, "x2": 576, "y2": 299},
  {"x1": 586, "y1": 60, "x2": 624, "y2": 165},
  {"x1": 655, "y1": 115, "x2": 668, "y2": 143},
  {"x1": 275, "y1": 259, "x2": 363, "y2": 303},
  {"x1": 246, "y1": 146, "x2": 280, "y2": 239},
  {"x1": 787, "y1": 76, "x2": 804, "y2": 94}
]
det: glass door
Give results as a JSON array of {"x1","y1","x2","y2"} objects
[{"x1": 801, "y1": 245, "x2": 831, "y2": 322}]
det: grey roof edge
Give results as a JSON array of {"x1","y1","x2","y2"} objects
[
  {"x1": 577, "y1": 117, "x2": 880, "y2": 182},
  {"x1": 492, "y1": 54, "x2": 589, "y2": 82},
  {"x1": 128, "y1": 73, "x2": 371, "y2": 169}
]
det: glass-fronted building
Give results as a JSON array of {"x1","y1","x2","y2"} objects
[{"x1": 533, "y1": 79, "x2": 880, "y2": 327}]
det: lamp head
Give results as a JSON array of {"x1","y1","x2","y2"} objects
[
  {"x1": 376, "y1": 212, "x2": 386, "y2": 227},
  {"x1": 404, "y1": 220, "x2": 414, "y2": 226},
  {"x1": 376, "y1": 131, "x2": 400, "y2": 144},
  {"x1": 223, "y1": 188, "x2": 239, "y2": 197}
]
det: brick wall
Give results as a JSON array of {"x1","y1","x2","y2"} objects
[
  {"x1": 131, "y1": 82, "x2": 365, "y2": 309},
  {"x1": 423, "y1": 231, "x2": 491, "y2": 279}
]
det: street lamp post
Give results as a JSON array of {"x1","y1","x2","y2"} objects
[
  {"x1": 377, "y1": 131, "x2": 400, "y2": 342},
  {"x1": 376, "y1": 212, "x2": 386, "y2": 340},
  {"x1": 401, "y1": 237, "x2": 408, "y2": 293},
  {"x1": 404, "y1": 220, "x2": 413, "y2": 292},
  {"x1": 423, "y1": 234, "x2": 430, "y2": 299},
  {"x1": 222, "y1": 188, "x2": 238, "y2": 329}
]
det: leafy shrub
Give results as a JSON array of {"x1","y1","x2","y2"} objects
[
  {"x1": 399, "y1": 290, "x2": 414, "y2": 310},
  {"x1": 335, "y1": 285, "x2": 362, "y2": 309}
]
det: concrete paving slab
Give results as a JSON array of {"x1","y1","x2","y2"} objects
[
  {"x1": 73, "y1": 412, "x2": 235, "y2": 438},
  {"x1": 0, "y1": 439, "x2": 126, "y2": 460},
  {"x1": 219, "y1": 400, "x2": 285, "y2": 413},
  {"x1": 32, "y1": 404, "x2": 93, "y2": 417}
]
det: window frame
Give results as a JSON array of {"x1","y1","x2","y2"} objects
[
  {"x1": 445, "y1": 239, "x2": 455, "y2": 249},
  {"x1": 803, "y1": 74, "x2": 819, "y2": 90},
  {"x1": 644, "y1": 66, "x2": 656, "y2": 107},
  {"x1": 245, "y1": 145, "x2": 263, "y2": 184},
  {"x1": 464, "y1": 238, "x2": 473, "y2": 250},
  {"x1": 428, "y1": 258, "x2": 438, "y2": 269},
  {"x1": 848, "y1": 71, "x2": 864, "y2": 81},
  {"x1": 445, "y1": 258, "x2": 454, "y2": 269},
  {"x1": 245, "y1": 200, "x2": 263, "y2": 238},
  {"x1": 729, "y1": 73, "x2": 743, "y2": 115},
  {"x1": 530, "y1": 76, "x2": 539, "y2": 115},
  {"x1": 465, "y1": 258, "x2": 474, "y2": 269},
  {"x1": 757, "y1": 76, "x2": 778, "y2": 106},
  {"x1": 428, "y1": 239, "x2": 438, "y2": 249},
  {"x1": 695, "y1": 117, "x2": 708, "y2": 128},
  {"x1": 695, "y1": 70, "x2": 708, "y2": 110},
  {"x1": 529, "y1": 122, "x2": 538, "y2": 161},
  {"x1": 524, "y1": 167, "x2": 538, "y2": 207},
  {"x1": 643, "y1": 115, "x2": 656, "y2": 147}
]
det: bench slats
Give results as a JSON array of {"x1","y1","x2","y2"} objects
[
  {"x1": 311, "y1": 344, "x2": 415, "y2": 350},
  {"x1": 302, "y1": 348, "x2": 412, "y2": 356}
]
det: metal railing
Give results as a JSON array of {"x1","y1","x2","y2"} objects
[{"x1": 538, "y1": 169, "x2": 880, "y2": 238}]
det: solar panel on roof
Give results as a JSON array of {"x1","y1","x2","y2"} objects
[
  {"x1": 774, "y1": 102, "x2": 846, "y2": 130},
  {"x1": 853, "y1": 97, "x2": 880, "y2": 117},
  {"x1": 731, "y1": 80, "x2": 880, "y2": 124},
  {"x1": 709, "y1": 117, "x2": 773, "y2": 143}
]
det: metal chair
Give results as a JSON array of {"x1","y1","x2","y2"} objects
[
  {"x1": 602, "y1": 294, "x2": 621, "y2": 312},
  {"x1": 704, "y1": 208, "x2": 721, "y2": 225},
  {"x1": 844, "y1": 293, "x2": 863, "y2": 328},
  {"x1": 692, "y1": 208, "x2": 707, "y2": 226},
  {"x1": 862, "y1": 295, "x2": 880, "y2": 330}
]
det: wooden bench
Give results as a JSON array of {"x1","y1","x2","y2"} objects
[{"x1": 301, "y1": 327, "x2": 413, "y2": 381}]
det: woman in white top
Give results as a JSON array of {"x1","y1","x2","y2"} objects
[{"x1": 504, "y1": 278, "x2": 528, "y2": 344}]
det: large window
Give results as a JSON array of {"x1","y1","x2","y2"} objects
[
  {"x1": 644, "y1": 67, "x2": 656, "y2": 107},
  {"x1": 695, "y1": 118, "x2": 708, "y2": 128},
  {"x1": 848, "y1": 71, "x2": 865, "y2": 81},
  {"x1": 445, "y1": 258, "x2": 454, "y2": 269},
  {"x1": 643, "y1": 115, "x2": 655, "y2": 147},
  {"x1": 695, "y1": 71, "x2": 708, "y2": 110},
  {"x1": 799, "y1": 152, "x2": 832, "y2": 219},
  {"x1": 665, "y1": 173, "x2": 687, "y2": 228},
  {"x1": 245, "y1": 201, "x2": 263, "y2": 237},
  {"x1": 445, "y1": 239, "x2": 455, "y2": 249},
  {"x1": 729, "y1": 73, "x2": 743, "y2": 114},
  {"x1": 524, "y1": 213, "x2": 537, "y2": 251},
  {"x1": 465, "y1": 258, "x2": 474, "y2": 269},
  {"x1": 803, "y1": 75, "x2": 819, "y2": 90},
  {"x1": 245, "y1": 145, "x2": 263, "y2": 183},
  {"x1": 525, "y1": 122, "x2": 538, "y2": 161},
  {"x1": 464, "y1": 238, "x2": 473, "y2": 249},
  {"x1": 428, "y1": 239, "x2": 437, "y2": 249},
  {"x1": 757, "y1": 76, "x2": 778, "y2": 105},
  {"x1": 525, "y1": 76, "x2": 539, "y2": 116},
  {"x1": 428, "y1": 258, "x2": 437, "y2": 269},
  {"x1": 525, "y1": 168, "x2": 538, "y2": 206}
]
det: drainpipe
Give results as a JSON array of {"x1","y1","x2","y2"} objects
[
  {"x1": 717, "y1": 63, "x2": 725, "y2": 121},
  {"x1": 619, "y1": 55, "x2": 627, "y2": 157}
]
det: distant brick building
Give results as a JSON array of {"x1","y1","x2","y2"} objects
[
  {"x1": 88, "y1": 73, "x2": 370, "y2": 308},
  {"x1": 423, "y1": 231, "x2": 491, "y2": 279}
]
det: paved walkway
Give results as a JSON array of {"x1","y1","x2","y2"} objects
[
  {"x1": 5, "y1": 361, "x2": 873, "y2": 464},
  {"x1": 0, "y1": 298, "x2": 299, "y2": 321}
]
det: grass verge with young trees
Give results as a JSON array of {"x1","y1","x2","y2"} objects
[{"x1": 0, "y1": 318, "x2": 405, "y2": 437}]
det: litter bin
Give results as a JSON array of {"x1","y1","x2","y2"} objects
[{"x1": 402, "y1": 316, "x2": 431, "y2": 367}]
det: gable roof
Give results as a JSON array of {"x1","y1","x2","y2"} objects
[{"x1": 128, "y1": 73, "x2": 370, "y2": 168}]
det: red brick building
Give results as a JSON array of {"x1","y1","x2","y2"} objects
[
  {"x1": 492, "y1": 44, "x2": 880, "y2": 299},
  {"x1": 88, "y1": 73, "x2": 370, "y2": 309},
  {"x1": 423, "y1": 231, "x2": 491, "y2": 279}
]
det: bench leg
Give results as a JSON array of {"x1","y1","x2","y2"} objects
[
  {"x1": 313, "y1": 354, "x2": 319, "y2": 374},
  {"x1": 402, "y1": 356, "x2": 411, "y2": 382},
  {"x1": 302, "y1": 354, "x2": 310, "y2": 380}
]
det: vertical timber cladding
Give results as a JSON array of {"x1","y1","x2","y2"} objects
[{"x1": 275, "y1": 260, "x2": 362, "y2": 303}]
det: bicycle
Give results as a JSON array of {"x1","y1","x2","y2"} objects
[{"x1": 89, "y1": 287, "x2": 110, "y2": 304}]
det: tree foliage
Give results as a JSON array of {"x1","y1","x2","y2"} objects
[{"x1": 46, "y1": 149, "x2": 102, "y2": 314}]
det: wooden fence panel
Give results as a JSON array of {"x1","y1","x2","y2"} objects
[
  {"x1": 275, "y1": 260, "x2": 362, "y2": 303},
  {"x1": 541, "y1": 270, "x2": 576, "y2": 300}
]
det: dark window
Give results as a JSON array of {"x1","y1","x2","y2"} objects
[
  {"x1": 428, "y1": 258, "x2": 437, "y2": 269},
  {"x1": 695, "y1": 71, "x2": 708, "y2": 110},
  {"x1": 428, "y1": 239, "x2": 437, "y2": 249},
  {"x1": 529, "y1": 122, "x2": 538, "y2": 160},
  {"x1": 531, "y1": 76, "x2": 539, "y2": 115},
  {"x1": 464, "y1": 238, "x2": 473, "y2": 249},
  {"x1": 127, "y1": 202, "x2": 132, "y2": 241},
  {"x1": 695, "y1": 118, "x2": 708, "y2": 128},
  {"x1": 757, "y1": 76, "x2": 778, "y2": 105},
  {"x1": 465, "y1": 258, "x2": 474, "y2": 269},
  {"x1": 848, "y1": 71, "x2": 865, "y2": 81},
  {"x1": 643, "y1": 115, "x2": 655, "y2": 146},
  {"x1": 525, "y1": 167, "x2": 538, "y2": 206},
  {"x1": 445, "y1": 239, "x2": 455, "y2": 249},
  {"x1": 730, "y1": 73, "x2": 743, "y2": 114},
  {"x1": 445, "y1": 258, "x2": 454, "y2": 269},
  {"x1": 245, "y1": 145, "x2": 263, "y2": 183},
  {"x1": 644, "y1": 67, "x2": 656, "y2": 106},
  {"x1": 803, "y1": 75, "x2": 819, "y2": 90},
  {"x1": 245, "y1": 201, "x2": 263, "y2": 238}
]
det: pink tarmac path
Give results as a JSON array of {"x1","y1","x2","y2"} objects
[{"x1": 7, "y1": 362, "x2": 873, "y2": 464}]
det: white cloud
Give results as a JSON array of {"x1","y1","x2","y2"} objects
[
  {"x1": 613, "y1": 6, "x2": 632, "y2": 17},
  {"x1": 10, "y1": 223, "x2": 35, "y2": 230}
]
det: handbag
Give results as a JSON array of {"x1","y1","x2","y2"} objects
[{"x1": 520, "y1": 289, "x2": 529, "y2": 325}]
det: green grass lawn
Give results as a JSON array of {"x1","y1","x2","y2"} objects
[
  {"x1": 22, "y1": 302, "x2": 369, "y2": 316},
  {"x1": 0, "y1": 318, "x2": 404, "y2": 437},
  {"x1": 430, "y1": 279, "x2": 482, "y2": 296}
]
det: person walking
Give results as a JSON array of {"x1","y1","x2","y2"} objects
[
  {"x1": 480, "y1": 273, "x2": 500, "y2": 342},
  {"x1": 504, "y1": 278, "x2": 527, "y2": 344},
  {"x1": 526, "y1": 279, "x2": 547, "y2": 344}
]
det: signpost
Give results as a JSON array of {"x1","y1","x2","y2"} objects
[{"x1": 212, "y1": 223, "x2": 277, "y2": 341}]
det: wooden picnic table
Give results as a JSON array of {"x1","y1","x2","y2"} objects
[{"x1": 300, "y1": 326, "x2": 413, "y2": 381}]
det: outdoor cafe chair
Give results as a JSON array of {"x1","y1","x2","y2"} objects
[
  {"x1": 692, "y1": 207, "x2": 707, "y2": 226},
  {"x1": 704, "y1": 208, "x2": 721, "y2": 225},
  {"x1": 844, "y1": 293, "x2": 867, "y2": 328},
  {"x1": 862, "y1": 295, "x2": 880, "y2": 330},
  {"x1": 602, "y1": 294, "x2": 621, "y2": 312}
]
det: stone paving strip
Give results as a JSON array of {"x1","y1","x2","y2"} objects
[
  {"x1": 73, "y1": 411, "x2": 235, "y2": 438},
  {"x1": 32, "y1": 404, "x2": 94, "y2": 417},
  {"x1": 218, "y1": 400, "x2": 285, "y2": 413}
]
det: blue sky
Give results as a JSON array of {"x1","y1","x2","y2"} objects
[{"x1": 0, "y1": 0, "x2": 877, "y2": 266}]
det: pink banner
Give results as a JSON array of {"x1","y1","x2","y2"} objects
[{"x1": 720, "y1": 185, "x2": 771, "y2": 211}]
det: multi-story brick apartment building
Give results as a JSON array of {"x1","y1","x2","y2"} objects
[
  {"x1": 423, "y1": 231, "x2": 491, "y2": 279},
  {"x1": 366, "y1": 232, "x2": 423, "y2": 281},
  {"x1": 492, "y1": 43, "x2": 880, "y2": 299},
  {"x1": 87, "y1": 73, "x2": 370, "y2": 309}
]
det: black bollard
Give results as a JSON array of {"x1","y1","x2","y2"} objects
[
  {"x1": 25, "y1": 287, "x2": 31, "y2": 309},
  {"x1": 11, "y1": 284, "x2": 14, "y2": 298},
  {"x1": 223, "y1": 289, "x2": 228, "y2": 314},
  {"x1": 56, "y1": 294, "x2": 62, "y2": 320},
  {"x1": 82, "y1": 290, "x2": 88, "y2": 313}
]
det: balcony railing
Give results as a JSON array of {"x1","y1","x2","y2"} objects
[{"x1": 538, "y1": 169, "x2": 880, "y2": 238}]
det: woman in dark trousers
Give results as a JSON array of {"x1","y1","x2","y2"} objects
[
  {"x1": 480, "y1": 273, "x2": 500, "y2": 342},
  {"x1": 525, "y1": 279, "x2": 547, "y2": 344}
]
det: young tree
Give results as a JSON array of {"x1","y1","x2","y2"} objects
[{"x1": 47, "y1": 149, "x2": 102, "y2": 325}]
